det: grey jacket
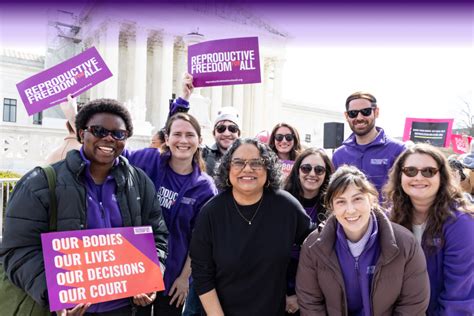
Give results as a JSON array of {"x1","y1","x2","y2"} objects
[{"x1": 0, "y1": 150, "x2": 168, "y2": 306}]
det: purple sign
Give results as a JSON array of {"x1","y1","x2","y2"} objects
[
  {"x1": 41, "y1": 226, "x2": 164, "y2": 312},
  {"x1": 16, "y1": 47, "x2": 113, "y2": 115},
  {"x1": 188, "y1": 37, "x2": 261, "y2": 88}
]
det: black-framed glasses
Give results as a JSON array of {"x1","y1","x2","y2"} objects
[
  {"x1": 231, "y1": 158, "x2": 266, "y2": 171},
  {"x1": 215, "y1": 124, "x2": 239, "y2": 134},
  {"x1": 300, "y1": 164, "x2": 326, "y2": 175},
  {"x1": 346, "y1": 107, "x2": 374, "y2": 119},
  {"x1": 401, "y1": 166, "x2": 439, "y2": 178},
  {"x1": 84, "y1": 125, "x2": 129, "y2": 140},
  {"x1": 275, "y1": 134, "x2": 294, "y2": 142}
]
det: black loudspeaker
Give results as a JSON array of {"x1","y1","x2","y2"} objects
[{"x1": 324, "y1": 122, "x2": 345, "y2": 149}]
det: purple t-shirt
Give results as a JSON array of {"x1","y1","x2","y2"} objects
[
  {"x1": 159, "y1": 165, "x2": 195, "y2": 292},
  {"x1": 79, "y1": 148, "x2": 129, "y2": 313},
  {"x1": 122, "y1": 148, "x2": 218, "y2": 295}
]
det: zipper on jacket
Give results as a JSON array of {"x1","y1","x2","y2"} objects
[
  {"x1": 99, "y1": 201, "x2": 106, "y2": 227},
  {"x1": 74, "y1": 162, "x2": 87, "y2": 229},
  {"x1": 370, "y1": 264, "x2": 382, "y2": 314},
  {"x1": 83, "y1": 189, "x2": 88, "y2": 229}
]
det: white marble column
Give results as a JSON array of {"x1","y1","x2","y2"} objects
[
  {"x1": 102, "y1": 22, "x2": 120, "y2": 99},
  {"x1": 271, "y1": 58, "x2": 285, "y2": 123},
  {"x1": 253, "y1": 82, "x2": 266, "y2": 133},
  {"x1": 124, "y1": 27, "x2": 135, "y2": 103},
  {"x1": 200, "y1": 87, "x2": 211, "y2": 100},
  {"x1": 232, "y1": 85, "x2": 244, "y2": 127},
  {"x1": 158, "y1": 34, "x2": 174, "y2": 128},
  {"x1": 89, "y1": 31, "x2": 101, "y2": 100},
  {"x1": 149, "y1": 33, "x2": 163, "y2": 128},
  {"x1": 174, "y1": 42, "x2": 187, "y2": 94},
  {"x1": 210, "y1": 86, "x2": 223, "y2": 123},
  {"x1": 132, "y1": 27, "x2": 147, "y2": 120},
  {"x1": 222, "y1": 86, "x2": 233, "y2": 107},
  {"x1": 242, "y1": 85, "x2": 254, "y2": 137}
]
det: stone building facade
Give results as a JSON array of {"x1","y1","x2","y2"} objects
[{"x1": 1, "y1": 3, "x2": 345, "y2": 173}]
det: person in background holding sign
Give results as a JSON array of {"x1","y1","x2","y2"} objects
[
  {"x1": 283, "y1": 148, "x2": 334, "y2": 315},
  {"x1": 1, "y1": 99, "x2": 168, "y2": 315},
  {"x1": 190, "y1": 138, "x2": 313, "y2": 316},
  {"x1": 332, "y1": 92, "x2": 405, "y2": 196},
  {"x1": 384, "y1": 143, "x2": 474, "y2": 315},
  {"x1": 202, "y1": 106, "x2": 241, "y2": 177},
  {"x1": 45, "y1": 94, "x2": 82, "y2": 164},
  {"x1": 176, "y1": 73, "x2": 241, "y2": 178},
  {"x1": 297, "y1": 165, "x2": 430, "y2": 315},
  {"x1": 123, "y1": 111, "x2": 217, "y2": 316}
]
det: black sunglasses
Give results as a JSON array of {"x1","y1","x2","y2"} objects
[
  {"x1": 346, "y1": 107, "x2": 374, "y2": 119},
  {"x1": 215, "y1": 124, "x2": 239, "y2": 134},
  {"x1": 401, "y1": 166, "x2": 439, "y2": 178},
  {"x1": 275, "y1": 134, "x2": 294, "y2": 142},
  {"x1": 85, "y1": 125, "x2": 129, "y2": 140},
  {"x1": 300, "y1": 164, "x2": 326, "y2": 175}
]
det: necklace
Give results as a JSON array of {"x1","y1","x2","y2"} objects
[{"x1": 232, "y1": 195, "x2": 264, "y2": 225}]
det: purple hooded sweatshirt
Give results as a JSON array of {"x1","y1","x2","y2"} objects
[
  {"x1": 423, "y1": 209, "x2": 474, "y2": 315},
  {"x1": 79, "y1": 148, "x2": 130, "y2": 313},
  {"x1": 335, "y1": 213, "x2": 380, "y2": 316},
  {"x1": 123, "y1": 148, "x2": 217, "y2": 294},
  {"x1": 332, "y1": 127, "x2": 405, "y2": 195}
]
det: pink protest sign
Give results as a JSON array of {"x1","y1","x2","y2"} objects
[
  {"x1": 403, "y1": 118, "x2": 453, "y2": 147},
  {"x1": 451, "y1": 134, "x2": 472, "y2": 154},
  {"x1": 16, "y1": 47, "x2": 112, "y2": 115},
  {"x1": 188, "y1": 37, "x2": 261, "y2": 88},
  {"x1": 41, "y1": 226, "x2": 164, "y2": 312}
]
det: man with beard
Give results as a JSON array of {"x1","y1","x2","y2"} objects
[
  {"x1": 202, "y1": 107, "x2": 241, "y2": 177},
  {"x1": 332, "y1": 92, "x2": 405, "y2": 195}
]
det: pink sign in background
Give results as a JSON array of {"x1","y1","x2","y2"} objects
[
  {"x1": 451, "y1": 134, "x2": 473, "y2": 154},
  {"x1": 403, "y1": 117, "x2": 454, "y2": 148}
]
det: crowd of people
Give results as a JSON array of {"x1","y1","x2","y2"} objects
[{"x1": 1, "y1": 74, "x2": 473, "y2": 316}]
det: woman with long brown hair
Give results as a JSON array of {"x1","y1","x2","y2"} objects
[
  {"x1": 384, "y1": 143, "x2": 474, "y2": 315},
  {"x1": 268, "y1": 123, "x2": 303, "y2": 161},
  {"x1": 124, "y1": 112, "x2": 218, "y2": 315},
  {"x1": 283, "y1": 148, "x2": 334, "y2": 314}
]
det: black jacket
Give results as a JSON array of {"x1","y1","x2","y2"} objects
[
  {"x1": 201, "y1": 143, "x2": 223, "y2": 177},
  {"x1": 0, "y1": 150, "x2": 168, "y2": 306}
]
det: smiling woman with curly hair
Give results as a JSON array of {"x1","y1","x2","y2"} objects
[
  {"x1": 190, "y1": 138, "x2": 314, "y2": 316},
  {"x1": 384, "y1": 143, "x2": 474, "y2": 315}
]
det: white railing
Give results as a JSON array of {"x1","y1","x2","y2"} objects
[{"x1": 1, "y1": 178, "x2": 19, "y2": 243}]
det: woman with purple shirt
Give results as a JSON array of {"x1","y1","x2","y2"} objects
[
  {"x1": 297, "y1": 165, "x2": 430, "y2": 315},
  {"x1": 283, "y1": 148, "x2": 334, "y2": 315},
  {"x1": 384, "y1": 144, "x2": 474, "y2": 315},
  {"x1": 124, "y1": 112, "x2": 217, "y2": 316},
  {"x1": 1, "y1": 99, "x2": 168, "y2": 315}
]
